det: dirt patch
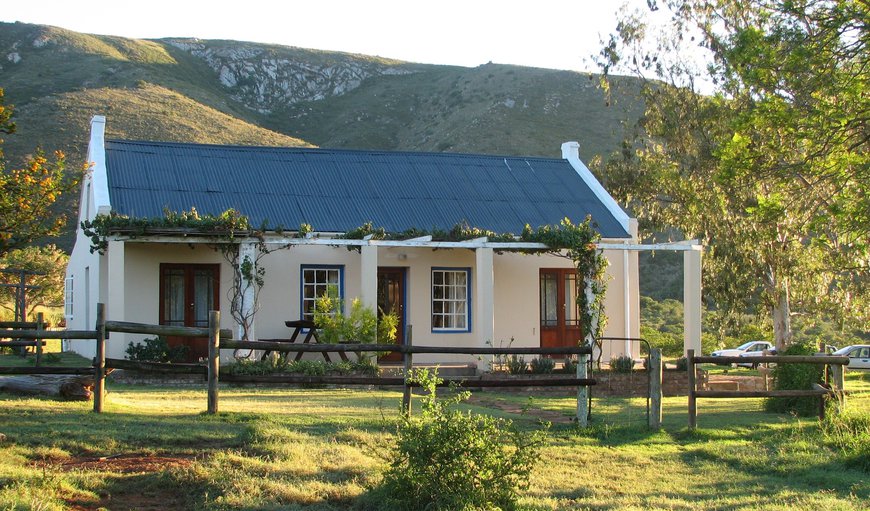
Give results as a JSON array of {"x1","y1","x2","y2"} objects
[
  {"x1": 40, "y1": 454, "x2": 197, "y2": 511},
  {"x1": 467, "y1": 396, "x2": 573, "y2": 424},
  {"x1": 55, "y1": 453, "x2": 196, "y2": 473}
]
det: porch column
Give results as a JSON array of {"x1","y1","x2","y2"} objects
[
  {"x1": 238, "y1": 241, "x2": 257, "y2": 341},
  {"x1": 475, "y1": 248, "x2": 494, "y2": 372},
  {"x1": 106, "y1": 240, "x2": 125, "y2": 357},
  {"x1": 684, "y1": 246, "x2": 702, "y2": 355},
  {"x1": 360, "y1": 244, "x2": 378, "y2": 327}
]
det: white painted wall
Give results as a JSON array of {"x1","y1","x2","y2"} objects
[{"x1": 75, "y1": 240, "x2": 640, "y2": 366}]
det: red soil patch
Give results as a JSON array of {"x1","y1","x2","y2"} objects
[
  {"x1": 55, "y1": 453, "x2": 195, "y2": 473},
  {"x1": 33, "y1": 454, "x2": 197, "y2": 511}
]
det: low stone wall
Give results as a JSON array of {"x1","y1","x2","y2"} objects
[
  {"x1": 591, "y1": 370, "x2": 690, "y2": 397},
  {"x1": 108, "y1": 369, "x2": 206, "y2": 386}
]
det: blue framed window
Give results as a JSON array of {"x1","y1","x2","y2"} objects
[
  {"x1": 431, "y1": 268, "x2": 471, "y2": 332},
  {"x1": 300, "y1": 265, "x2": 344, "y2": 321}
]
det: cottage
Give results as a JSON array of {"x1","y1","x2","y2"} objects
[{"x1": 64, "y1": 116, "x2": 701, "y2": 369}]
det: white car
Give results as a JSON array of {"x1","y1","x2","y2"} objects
[
  {"x1": 833, "y1": 345, "x2": 870, "y2": 370},
  {"x1": 711, "y1": 341, "x2": 774, "y2": 366}
]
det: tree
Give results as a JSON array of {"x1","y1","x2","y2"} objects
[
  {"x1": 0, "y1": 245, "x2": 68, "y2": 322},
  {"x1": 597, "y1": 0, "x2": 869, "y2": 350},
  {"x1": 0, "y1": 88, "x2": 84, "y2": 256}
]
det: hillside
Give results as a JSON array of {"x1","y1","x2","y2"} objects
[
  {"x1": 0, "y1": 21, "x2": 646, "y2": 252},
  {"x1": 1, "y1": 21, "x2": 642, "y2": 162}
]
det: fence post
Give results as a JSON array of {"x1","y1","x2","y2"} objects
[
  {"x1": 35, "y1": 312, "x2": 44, "y2": 367},
  {"x1": 830, "y1": 363, "x2": 845, "y2": 412},
  {"x1": 93, "y1": 303, "x2": 106, "y2": 413},
  {"x1": 207, "y1": 310, "x2": 221, "y2": 414},
  {"x1": 577, "y1": 351, "x2": 589, "y2": 427},
  {"x1": 649, "y1": 348, "x2": 662, "y2": 429},
  {"x1": 402, "y1": 325, "x2": 413, "y2": 415},
  {"x1": 687, "y1": 349, "x2": 696, "y2": 429}
]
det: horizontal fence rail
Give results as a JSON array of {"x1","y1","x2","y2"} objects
[
  {"x1": 0, "y1": 366, "x2": 94, "y2": 375},
  {"x1": 1, "y1": 330, "x2": 107, "y2": 340},
  {"x1": 221, "y1": 340, "x2": 593, "y2": 356},
  {"x1": 106, "y1": 358, "x2": 207, "y2": 375},
  {"x1": 105, "y1": 321, "x2": 233, "y2": 340},
  {"x1": 221, "y1": 374, "x2": 597, "y2": 387}
]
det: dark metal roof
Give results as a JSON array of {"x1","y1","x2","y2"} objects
[{"x1": 104, "y1": 140, "x2": 630, "y2": 238}]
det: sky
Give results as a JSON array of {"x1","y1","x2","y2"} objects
[{"x1": 0, "y1": 0, "x2": 644, "y2": 74}]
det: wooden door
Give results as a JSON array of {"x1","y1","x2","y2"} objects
[
  {"x1": 159, "y1": 264, "x2": 220, "y2": 362},
  {"x1": 539, "y1": 268, "x2": 583, "y2": 353},
  {"x1": 377, "y1": 267, "x2": 406, "y2": 362}
]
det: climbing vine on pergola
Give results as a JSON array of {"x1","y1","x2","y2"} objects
[{"x1": 83, "y1": 210, "x2": 609, "y2": 344}]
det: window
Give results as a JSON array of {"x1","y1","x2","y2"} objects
[
  {"x1": 301, "y1": 266, "x2": 344, "y2": 321},
  {"x1": 432, "y1": 268, "x2": 470, "y2": 332},
  {"x1": 64, "y1": 275, "x2": 74, "y2": 319}
]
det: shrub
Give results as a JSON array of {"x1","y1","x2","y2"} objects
[
  {"x1": 227, "y1": 358, "x2": 378, "y2": 377},
  {"x1": 562, "y1": 357, "x2": 578, "y2": 374},
  {"x1": 610, "y1": 355, "x2": 635, "y2": 373},
  {"x1": 674, "y1": 356, "x2": 688, "y2": 371},
  {"x1": 765, "y1": 340, "x2": 824, "y2": 416},
  {"x1": 529, "y1": 357, "x2": 556, "y2": 374},
  {"x1": 376, "y1": 370, "x2": 546, "y2": 510},
  {"x1": 506, "y1": 354, "x2": 527, "y2": 375},
  {"x1": 125, "y1": 336, "x2": 188, "y2": 363}
]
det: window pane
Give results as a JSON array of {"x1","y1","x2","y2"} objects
[
  {"x1": 540, "y1": 274, "x2": 557, "y2": 327},
  {"x1": 432, "y1": 269, "x2": 469, "y2": 331}
]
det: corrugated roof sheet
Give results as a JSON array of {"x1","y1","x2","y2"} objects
[{"x1": 104, "y1": 140, "x2": 630, "y2": 238}]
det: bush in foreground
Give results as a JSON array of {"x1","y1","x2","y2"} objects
[{"x1": 374, "y1": 370, "x2": 546, "y2": 510}]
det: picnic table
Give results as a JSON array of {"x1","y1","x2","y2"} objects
[{"x1": 259, "y1": 320, "x2": 349, "y2": 363}]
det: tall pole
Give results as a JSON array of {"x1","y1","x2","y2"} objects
[{"x1": 94, "y1": 303, "x2": 106, "y2": 413}]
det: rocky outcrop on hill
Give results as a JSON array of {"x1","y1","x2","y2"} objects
[{"x1": 166, "y1": 39, "x2": 414, "y2": 113}]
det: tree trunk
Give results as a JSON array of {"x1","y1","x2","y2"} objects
[
  {"x1": 772, "y1": 280, "x2": 792, "y2": 352},
  {"x1": 0, "y1": 375, "x2": 95, "y2": 400}
]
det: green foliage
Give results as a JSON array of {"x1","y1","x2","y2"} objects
[
  {"x1": 610, "y1": 355, "x2": 635, "y2": 373},
  {"x1": 674, "y1": 356, "x2": 688, "y2": 372},
  {"x1": 124, "y1": 336, "x2": 188, "y2": 363},
  {"x1": 0, "y1": 88, "x2": 83, "y2": 256},
  {"x1": 0, "y1": 244, "x2": 68, "y2": 320},
  {"x1": 529, "y1": 357, "x2": 556, "y2": 374},
  {"x1": 765, "y1": 340, "x2": 824, "y2": 416},
  {"x1": 506, "y1": 354, "x2": 527, "y2": 375},
  {"x1": 82, "y1": 207, "x2": 252, "y2": 254},
  {"x1": 597, "y1": 1, "x2": 870, "y2": 348},
  {"x1": 561, "y1": 357, "x2": 578, "y2": 374},
  {"x1": 227, "y1": 357, "x2": 378, "y2": 377},
  {"x1": 376, "y1": 369, "x2": 546, "y2": 510}
]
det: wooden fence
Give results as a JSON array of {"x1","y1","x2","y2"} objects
[
  {"x1": 687, "y1": 349, "x2": 849, "y2": 428},
  {"x1": 1, "y1": 305, "x2": 599, "y2": 423},
  {"x1": 0, "y1": 314, "x2": 47, "y2": 365}
]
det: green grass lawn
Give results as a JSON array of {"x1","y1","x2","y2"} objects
[{"x1": 0, "y1": 377, "x2": 867, "y2": 511}]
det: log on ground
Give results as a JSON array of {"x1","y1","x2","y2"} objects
[{"x1": 0, "y1": 374, "x2": 96, "y2": 401}]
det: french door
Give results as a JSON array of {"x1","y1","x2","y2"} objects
[
  {"x1": 377, "y1": 267, "x2": 406, "y2": 362},
  {"x1": 159, "y1": 264, "x2": 220, "y2": 362},
  {"x1": 539, "y1": 268, "x2": 583, "y2": 352}
]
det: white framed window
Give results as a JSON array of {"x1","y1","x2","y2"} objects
[
  {"x1": 64, "y1": 275, "x2": 74, "y2": 319},
  {"x1": 431, "y1": 268, "x2": 471, "y2": 332},
  {"x1": 301, "y1": 265, "x2": 344, "y2": 321}
]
